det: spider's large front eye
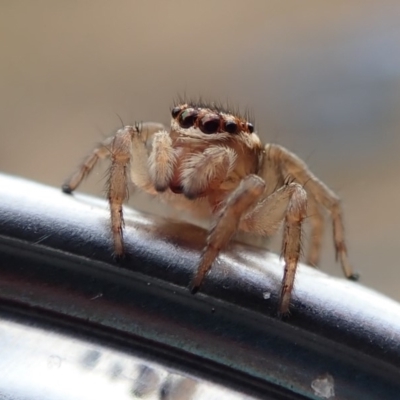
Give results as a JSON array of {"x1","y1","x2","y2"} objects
[
  {"x1": 171, "y1": 106, "x2": 182, "y2": 119},
  {"x1": 247, "y1": 122, "x2": 254, "y2": 133},
  {"x1": 199, "y1": 114, "x2": 220, "y2": 134},
  {"x1": 179, "y1": 108, "x2": 198, "y2": 128},
  {"x1": 224, "y1": 120, "x2": 238, "y2": 134}
]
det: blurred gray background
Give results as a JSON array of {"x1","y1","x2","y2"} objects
[{"x1": 1, "y1": 1, "x2": 399, "y2": 301}]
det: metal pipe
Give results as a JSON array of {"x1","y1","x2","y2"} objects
[{"x1": 0, "y1": 173, "x2": 399, "y2": 399}]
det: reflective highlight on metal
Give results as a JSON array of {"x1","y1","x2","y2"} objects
[
  {"x1": 0, "y1": 318, "x2": 253, "y2": 400},
  {"x1": 0, "y1": 173, "x2": 399, "y2": 399}
]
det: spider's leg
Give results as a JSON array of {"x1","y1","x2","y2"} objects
[
  {"x1": 107, "y1": 127, "x2": 134, "y2": 257},
  {"x1": 62, "y1": 121, "x2": 166, "y2": 195},
  {"x1": 190, "y1": 175, "x2": 265, "y2": 293},
  {"x1": 279, "y1": 185, "x2": 307, "y2": 316},
  {"x1": 109, "y1": 122, "x2": 166, "y2": 255},
  {"x1": 306, "y1": 196, "x2": 324, "y2": 267},
  {"x1": 239, "y1": 182, "x2": 307, "y2": 316},
  {"x1": 262, "y1": 144, "x2": 358, "y2": 280},
  {"x1": 62, "y1": 135, "x2": 115, "y2": 193}
]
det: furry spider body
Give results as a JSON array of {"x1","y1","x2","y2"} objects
[{"x1": 63, "y1": 102, "x2": 358, "y2": 316}]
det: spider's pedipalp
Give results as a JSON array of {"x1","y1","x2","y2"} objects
[
  {"x1": 148, "y1": 131, "x2": 176, "y2": 192},
  {"x1": 180, "y1": 146, "x2": 237, "y2": 199}
]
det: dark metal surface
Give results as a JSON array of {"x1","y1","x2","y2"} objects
[{"x1": 0, "y1": 173, "x2": 399, "y2": 399}]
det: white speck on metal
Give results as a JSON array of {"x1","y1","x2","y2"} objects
[{"x1": 311, "y1": 373, "x2": 335, "y2": 398}]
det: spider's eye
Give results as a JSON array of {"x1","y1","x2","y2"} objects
[
  {"x1": 247, "y1": 122, "x2": 254, "y2": 133},
  {"x1": 171, "y1": 106, "x2": 182, "y2": 119},
  {"x1": 199, "y1": 114, "x2": 220, "y2": 134},
  {"x1": 179, "y1": 108, "x2": 198, "y2": 128},
  {"x1": 224, "y1": 120, "x2": 238, "y2": 134}
]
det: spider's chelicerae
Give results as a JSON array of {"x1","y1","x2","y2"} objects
[{"x1": 62, "y1": 101, "x2": 358, "y2": 316}]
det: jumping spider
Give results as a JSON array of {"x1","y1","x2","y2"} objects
[{"x1": 62, "y1": 101, "x2": 358, "y2": 316}]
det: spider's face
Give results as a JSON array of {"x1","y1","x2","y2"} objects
[
  {"x1": 165, "y1": 102, "x2": 263, "y2": 197},
  {"x1": 170, "y1": 103, "x2": 255, "y2": 139}
]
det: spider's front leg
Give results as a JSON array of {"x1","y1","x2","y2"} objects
[
  {"x1": 62, "y1": 122, "x2": 165, "y2": 194},
  {"x1": 189, "y1": 175, "x2": 266, "y2": 293},
  {"x1": 108, "y1": 122, "x2": 166, "y2": 257},
  {"x1": 241, "y1": 182, "x2": 308, "y2": 316},
  {"x1": 62, "y1": 122, "x2": 165, "y2": 257},
  {"x1": 61, "y1": 128, "x2": 134, "y2": 256},
  {"x1": 278, "y1": 185, "x2": 308, "y2": 315}
]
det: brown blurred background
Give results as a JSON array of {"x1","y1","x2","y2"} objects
[{"x1": 1, "y1": 1, "x2": 399, "y2": 301}]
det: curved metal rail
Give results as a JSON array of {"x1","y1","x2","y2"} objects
[{"x1": 0, "y1": 173, "x2": 399, "y2": 399}]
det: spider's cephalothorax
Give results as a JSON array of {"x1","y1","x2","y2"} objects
[
  {"x1": 160, "y1": 103, "x2": 263, "y2": 203},
  {"x1": 62, "y1": 101, "x2": 358, "y2": 316}
]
